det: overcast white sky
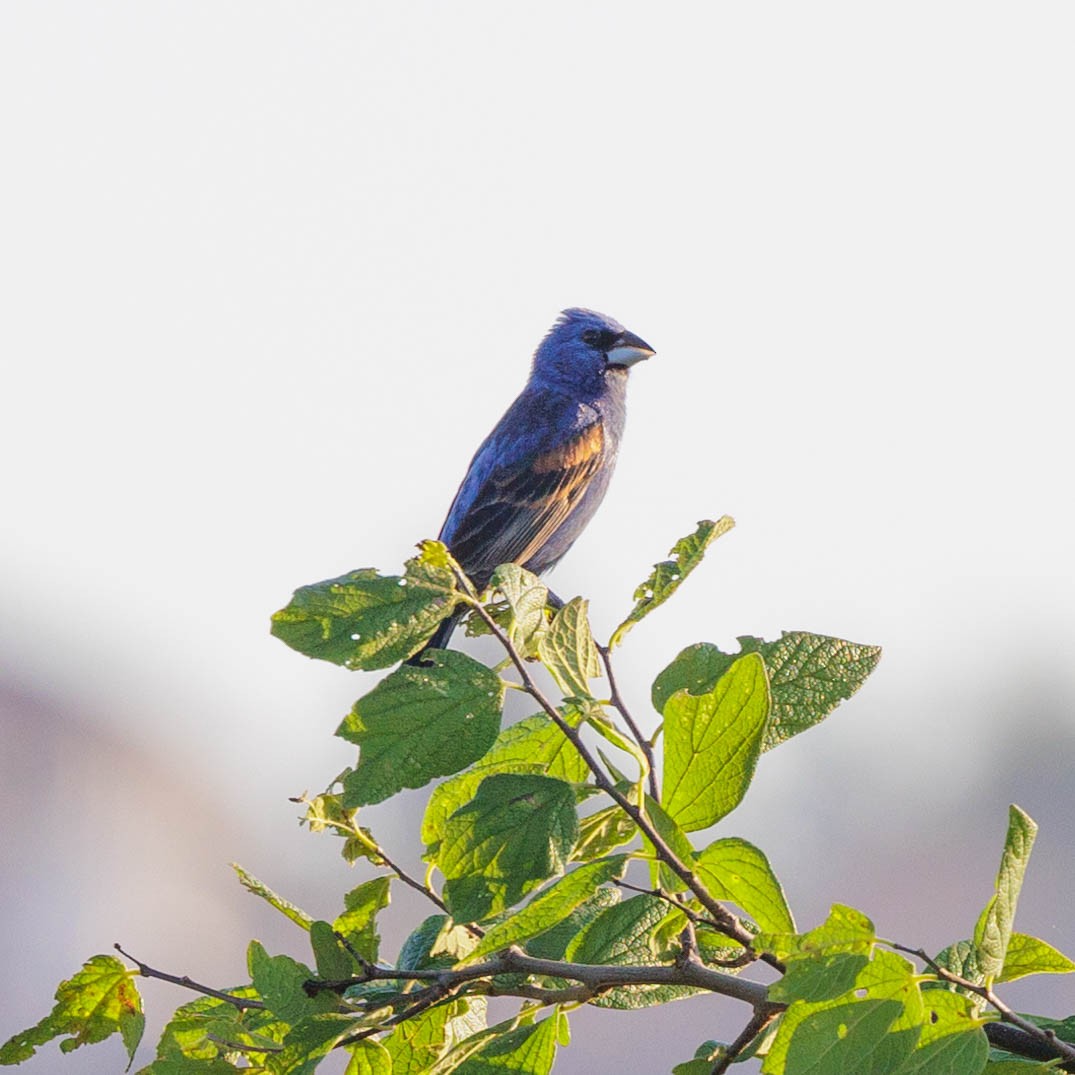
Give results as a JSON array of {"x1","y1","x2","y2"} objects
[{"x1": 3, "y1": 4, "x2": 1074, "y2": 1072}]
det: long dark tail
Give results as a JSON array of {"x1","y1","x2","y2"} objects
[{"x1": 405, "y1": 605, "x2": 466, "y2": 666}]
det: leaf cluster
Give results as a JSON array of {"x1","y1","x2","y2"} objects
[{"x1": 5, "y1": 522, "x2": 1073, "y2": 1074}]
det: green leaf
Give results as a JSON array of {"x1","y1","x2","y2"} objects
[
  {"x1": 333, "y1": 876, "x2": 392, "y2": 962},
  {"x1": 310, "y1": 920, "x2": 354, "y2": 981},
  {"x1": 276, "y1": 1013, "x2": 367, "y2": 1072},
  {"x1": 565, "y1": 895, "x2": 696, "y2": 1009},
  {"x1": 383, "y1": 998, "x2": 475, "y2": 1073},
  {"x1": 660, "y1": 653, "x2": 770, "y2": 831},
  {"x1": 973, "y1": 805, "x2": 1038, "y2": 982},
  {"x1": 762, "y1": 998, "x2": 905, "y2": 1074},
  {"x1": 0, "y1": 955, "x2": 143, "y2": 1065},
  {"x1": 571, "y1": 805, "x2": 637, "y2": 862},
  {"x1": 997, "y1": 933, "x2": 1075, "y2": 982},
  {"x1": 525, "y1": 888, "x2": 621, "y2": 961},
  {"x1": 672, "y1": 1042, "x2": 727, "y2": 1075},
  {"x1": 271, "y1": 546, "x2": 458, "y2": 670},
  {"x1": 755, "y1": 904, "x2": 876, "y2": 962},
  {"x1": 652, "y1": 632, "x2": 881, "y2": 751},
  {"x1": 247, "y1": 941, "x2": 337, "y2": 1025},
  {"x1": 232, "y1": 863, "x2": 313, "y2": 930},
  {"x1": 537, "y1": 598, "x2": 601, "y2": 698},
  {"x1": 465, "y1": 856, "x2": 627, "y2": 961},
  {"x1": 491, "y1": 564, "x2": 548, "y2": 656},
  {"x1": 694, "y1": 837, "x2": 795, "y2": 934},
  {"x1": 453, "y1": 1013, "x2": 560, "y2": 1074},
  {"x1": 346, "y1": 1038, "x2": 394, "y2": 1075},
  {"x1": 641, "y1": 794, "x2": 695, "y2": 893},
  {"x1": 422, "y1": 712, "x2": 587, "y2": 856},
  {"x1": 610, "y1": 517, "x2": 735, "y2": 647},
  {"x1": 768, "y1": 952, "x2": 870, "y2": 1004},
  {"x1": 899, "y1": 990, "x2": 989, "y2": 1073},
  {"x1": 141, "y1": 987, "x2": 284, "y2": 1067},
  {"x1": 439, "y1": 773, "x2": 580, "y2": 922},
  {"x1": 934, "y1": 938, "x2": 985, "y2": 988},
  {"x1": 338, "y1": 650, "x2": 504, "y2": 806}
]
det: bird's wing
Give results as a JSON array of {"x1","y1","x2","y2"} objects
[{"x1": 442, "y1": 416, "x2": 606, "y2": 586}]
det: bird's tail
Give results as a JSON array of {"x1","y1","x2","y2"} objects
[{"x1": 405, "y1": 605, "x2": 466, "y2": 666}]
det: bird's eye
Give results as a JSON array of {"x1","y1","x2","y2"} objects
[{"x1": 581, "y1": 328, "x2": 601, "y2": 346}]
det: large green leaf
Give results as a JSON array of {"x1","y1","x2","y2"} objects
[
  {"x1": 439, "y1": 774, "x2": 580, "y2": 922},
  {"x1": 0, "y1": 955, "x2": 144, "y2": 1065},
  {"x1": 465, "y1": 856, "x2": 627, "y2": 961},
  {"x1": 271, "y1": 545, "x2": 457, "y2": 670},
  {"x1": 422, "y1": 712, "x2": 586, "y2": 856},
  {"x1": 652, "y1": 632, "x2": 880, "y2": 751},
  {"x1": 660, "y1": 653, "x2": 770, "y2": 831},
  {"x1": 762, "y1": 998, "x2": 905, "y2": 1075},
  {"x1": 694, "y1": 837, "x2": 794, "y2": 934},
  {"x1": 610, "y1": 517, "x2": 734, "y2": 647},
  {"x1": 453, "y1": 1014, "x2": 562, "y2": 1074},
  {"x1": 338, "y1": 650, "x2": 504, "y2": 806},
  {"x1": 537, "y1": 598, "x2": 601, "y2": 698},
  {"x1": 973, "y1": 805, "x2": 1038, "y2": 982}
]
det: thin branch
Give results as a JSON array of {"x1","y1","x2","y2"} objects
[
  {"x1": 892, "y1": 943, "x2": 1075, "y2": 1067},
  {"x1": 460, "y1": 578, "x2": 781, "y2": 971},
  {"x1": 114, "y1": 943, "x2": 265, "y2": 1010},
  {"x1": 597, "y1": 642, "x2": 659, "y2": 800},
  {"x1": 711, "y1": 1005, "x2": 781, "y2": 1075}
]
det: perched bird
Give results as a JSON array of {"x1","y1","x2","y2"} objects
[{"x1": 412, "y1": 307, "x2": 654, "y2": 661}]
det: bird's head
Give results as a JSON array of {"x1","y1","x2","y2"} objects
[{"x1": 531, "y1": 308, "x2": 655, "y2": 394}]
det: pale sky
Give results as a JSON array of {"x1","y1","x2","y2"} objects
[{"x1": 3, "y1": 4, "x2": 1074, "y2": 1072}]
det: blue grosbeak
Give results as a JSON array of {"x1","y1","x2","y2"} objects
[{"x1": 412, "y1": 308, "x2": 654, "y2": 660}]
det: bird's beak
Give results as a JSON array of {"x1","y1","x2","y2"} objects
[{"x1": 606, "y1": 329, "x2": 656, "y2": 368}]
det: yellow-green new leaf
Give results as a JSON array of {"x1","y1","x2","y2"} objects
[
  {"x1": 694, "y1": 837, "x2": 794, "y2": 934},
  {"x1": 537, "y1": 598, "x2": 601, "y2": 698},
  {"x1": 610, "y1": 517, "x2": 734, "y2": 647},
  {"x1": 661, "y1": 653, "x2": 770, "y2": 832}
]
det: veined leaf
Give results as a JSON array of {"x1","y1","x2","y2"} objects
[
  {"x1": 247, "y1": 941, "x2": 338, "y2": 1024},
  {"x1": 537, "y1": 598, "x2": 601, "y2": 698},
  {"x1": 491, "y1": 564, "x2": 548, "y2": 656},
  {"x1": 271, "y1": 544, "x2": 457, "y2": 670},
  {"x1": 694, "y1": 837, "x2": 794, "y2": 934},
  {"x1": 346, "y1": 1038, "x2": 394, "y2": 1074},
  {"x1": 422, "y1": 711, "x2": 586, "y2": 856},
  {"x1": 997, "y1": 932, "x2": 1075, "y2": 983},
  {"x1": 660, "y1": 653, "x2": 770, "y2": 831},
  {"x1": 0, "y1": 955, "x2": 143, "y2": 1065},
  {"x1": 338, "y1": 650, "x2": 504, "y2": 806},
  {"x1": 565, "y1": 895, "x2": 696, "y2": 1009},
  {"x1": 439, "y1": 774, "x2": 579, "y2": 922},
  {"x1": 333, "y1": 876, "x2": 392, "y2": 962},
  {"x1": 610, "y1": 517, "x2": 734, "y2": 647},
  {"x1": 973, "y1": 805, "x2": 1038, "y2": 982},
  {"x1": 465, "y1": 856, "x2": 626, "y2": 961},
  {"x1": 452, "y1": 1013, "x2": 561, "y2": 1074},
  {"x1": 652, "y1": 632, "x2": 880, "y2": 751}
]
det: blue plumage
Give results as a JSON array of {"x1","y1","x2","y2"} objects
[{"x1": 414, "y1": 308, "x2": 653, "y2": 659}]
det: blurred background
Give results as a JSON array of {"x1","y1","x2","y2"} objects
[{"x1": 2, "y1": 3, "x2": 1073, "y2": 1071}]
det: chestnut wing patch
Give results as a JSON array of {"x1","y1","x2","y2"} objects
[{"x1": 447, "y1": 420, "x2": 606, "y2": 586}]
